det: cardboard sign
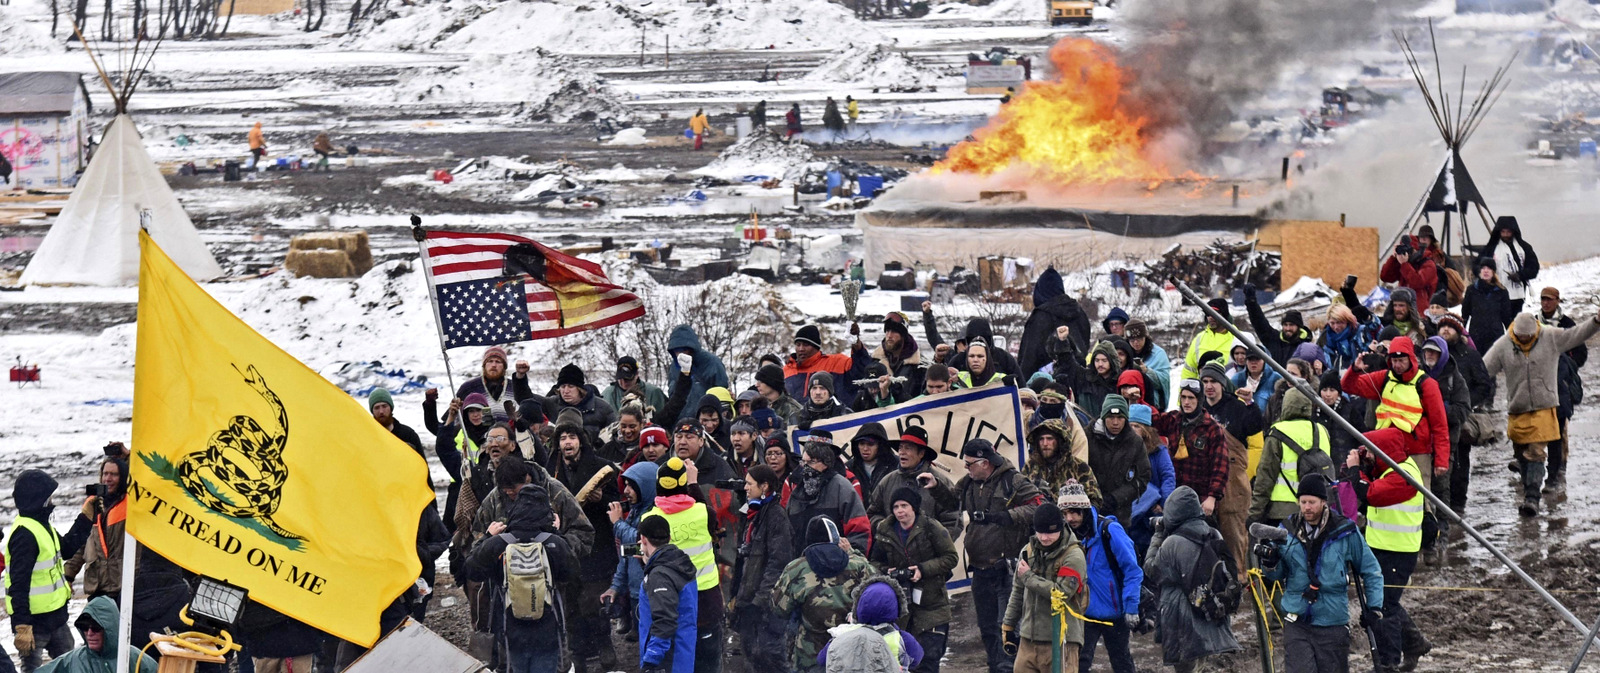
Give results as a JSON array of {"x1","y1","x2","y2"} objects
[{"x1": 794, "y1": 383, "x2": 1026, "y2": 592}]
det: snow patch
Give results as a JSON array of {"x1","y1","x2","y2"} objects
[
  {"x1": 349, "y1": 0, "x2": 884, "y2": 54},
  {"x1": 692, "y1": 128, "x2": 815, "y2": 180},
  {"x1": 604, "y1": 128, "x2": 650, "y2": 147},
  {"x1": 0, "y1": 11, "x2": 60, "y2": 55},
  {"x1": 803, "y1": 43, "x2": 960, "y2": 88},
  {"x1": 390, "y1": 48, "x2": 630, "y2": 122}
]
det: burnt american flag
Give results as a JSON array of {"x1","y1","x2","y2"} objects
[{"x1": 421, "y1": 230, "x2": 645, "y2": 348}]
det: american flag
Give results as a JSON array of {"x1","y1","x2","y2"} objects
[{"x1": 421, "y1": 230, "x2": 645, "y2": 347}]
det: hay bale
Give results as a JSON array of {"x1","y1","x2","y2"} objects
[
  {"x1": 289, "y1": 230, "x2": 373, "y2": 274},
  {"x1": 285, "y1": 249, "x2": 356, "y2": 278}
]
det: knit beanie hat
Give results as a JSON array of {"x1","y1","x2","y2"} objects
[
  {"x1": 810, "y1": 372, "x2": 836, "y2": 396},
  {"x1": 1435, "y1": 314, "x2": 1464, "y2": 335},
  {"x1": 1512, "y1": 312, "x2": 1539, "y2": 339},
  {"x1": 1033, "y1": 502, "x2": 1065, "y2": 533},
  {"x1": 1128, "y1": 403, "x2": 1153, "y2": 426},
  {"x1": 1297, "y1": 473, "x2": 1330, "y2": 502},
  {"x1": 1318, "y1": 370, "x2": 1342, "y2": 392},
  {"x1": 367, "y1": 387, "x2": 393, "y2": 412},
  {"x1": 756, "y1": 364, "x2": 786, "y2": 393},
  {"x1": 1057, "y1": 479, "x2": 1092, "y2": 510},
  {"x1": 795, "y1": 325, "x2": 823, "y2": 348},
  {"x1": 462, "y1": 393, "x2": 491, "y2": 410},
  {"x1": 557, "y1": 363, "x2": 586, "y2": 388},
  {"x1": 483, "y1": 346, "x2": 508, "y2": 366},
  {"x1": 1282, "y1": 310, "x2": 1304, "y2": 329},
  {"x1": 806, "y1": 516, "x2": 841, "y2": 546},
  {"x1": 1198, "y1": 361, "x2": 1230, "y2": 386},
  {"x1": 657, "y1": 456, "x2": 691, "y2": 496},
  {"x1": 639, "y1": 426, "x2": 670, "y2": 449},
  {"x1": 1100, "y1": 394, "x2": 1129, "y2": 419},
  {"x1": 890, "y1": 487, "x2": 922, "y2": 513},
  {"x1": 1206, "y1": 297, "x2": 1231, "y2": 322},
  {"x1": 753, "y1": 408, "x2": 781, "y2": 431},
  {"x1": 1124, "y1": 319, "x2": 1148, "y2": 342}
]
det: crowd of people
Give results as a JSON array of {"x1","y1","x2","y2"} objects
[{"x1": 6, "y1": 224, "x2": 1593, "y2": 673}]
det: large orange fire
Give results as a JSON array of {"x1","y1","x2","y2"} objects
[{"x1": 936, "y1": 38, "x2": 1190, "y2": 187}]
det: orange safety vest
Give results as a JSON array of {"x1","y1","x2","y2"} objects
[
  {"x1": 96, "y1": 499, "x2": 127, "y2": 556},
  {"x1": 1374, "y1": 371, "x2": 1424, "y2": 433}
]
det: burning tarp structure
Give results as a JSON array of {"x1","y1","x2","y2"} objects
[{"x1": 860, "y1": 38, "x2": 1287, "y2": 278}]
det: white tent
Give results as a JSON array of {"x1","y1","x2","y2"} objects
[{"x1": 19, "y1": 114, "x2": 222, "y2": 286}]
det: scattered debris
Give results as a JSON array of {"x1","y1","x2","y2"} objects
[
  {"x1": 694, "y1": 128, "x2": 816, "y2": 179},
  {"x1": 1140, "y1": 239, "x2": 1280, "y2": 296}
]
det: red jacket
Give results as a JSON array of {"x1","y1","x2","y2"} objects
[
  {"x1": 1340, "y1": 337, "x2": 1450, "y2": 471},
  {"x1": 1380, "y1": 236, "x2": 1439, "y2": 301}
]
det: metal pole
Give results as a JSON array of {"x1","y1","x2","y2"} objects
[
  {"x1": 412, "y1": 216, "x2": 458, "y2": 395},
  {"x1": 1568, "y1": 609, "x2": 1600, "y2": 673},
  {"x1": 1173, "y1": 280, "x2": 1589, "y2": 635},
  {"x1": 114, "y1": 532, "x2": 137, "y2": 671}
]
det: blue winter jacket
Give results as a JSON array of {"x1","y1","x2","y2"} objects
[
  {"x1": 1231, "y1": 368, "x2": 1281, "y2": 414},
  {"x1": 1262, "y1": 513, "x2": 1385, "y2": 628},
  {"x1": 665, "y1": 325, "x2": 730, "y2": 421},
  {"x1": 611, "y1": 461, "x2": 659, "y2": 598},
  {"x1": 638, "y1": 545, "x2": 699, "y2": 673},
  {"x1": 1143, "y1": 344, "x2": 1172, "y2": 410},
  {"x1": 1077, "y1": 507, "x2": 1144, "y2": 620},
  {"x1": 1131, "y1": 445, "x2": 1176, "y2": 522}
]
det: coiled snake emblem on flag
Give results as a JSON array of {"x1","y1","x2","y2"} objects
[{"x1": 175, "y1": 364, "x2": 304, "y2": 542}]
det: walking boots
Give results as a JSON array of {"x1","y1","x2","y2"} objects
[{"x1": 1519, "y1": 462, "x2": 1545, "y2": 517}]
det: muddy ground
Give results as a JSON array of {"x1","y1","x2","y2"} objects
[{"x1": 404, "y1": 355, "x2": 1600, "y2": 673}]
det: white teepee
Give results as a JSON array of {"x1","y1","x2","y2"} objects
[{"x1": 19, "y1": 114, "x2": 222, "y2": 286}]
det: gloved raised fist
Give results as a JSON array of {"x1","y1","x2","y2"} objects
[
  {"x1": 1242, "y1": 283, "x2": 1257, "y2": 298},
  {"x1": 677, "y1": 353, "x2": 694, "y2": 375}
]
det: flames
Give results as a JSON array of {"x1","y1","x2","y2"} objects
[{"x1": 936, "y1": 39, "x2": 1192, "y2": 188}]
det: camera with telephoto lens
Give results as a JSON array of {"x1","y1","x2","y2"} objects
[
  {"x1": 714, "y1": 479, "x2": 744, "y2": 491},
  {"x1": 102, "y1": 442, "x2": 125, "y2": 458},
  {"x1": 1395, "y1": 240, "x2": 1413, "y2": 257},
  {"x1": 888, "y1": 568, "x2": 916, "y2": 587}
]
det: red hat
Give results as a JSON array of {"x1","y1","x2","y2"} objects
[
  {"x1": 640, "y1": 426, "x2": 670, "y2": 448},
  {"x1": 1116, "y1": 369, "x2": 1146, "y2": 399}
]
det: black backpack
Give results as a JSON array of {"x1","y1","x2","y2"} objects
[{"x1": 1175, "y1": 527, "x2": 1241, "y2": 622}]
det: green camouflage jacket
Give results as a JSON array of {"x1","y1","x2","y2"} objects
[{"x1": 770, "y1": 548, "x2": 875, "y2": 671}]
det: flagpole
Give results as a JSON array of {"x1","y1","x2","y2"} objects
[
  {"x1": 411, "y1": 216, "x2": 458, "y2": 396},
  {"x1": 115, "y1": 531, "x2": 136, "y2": 672}
]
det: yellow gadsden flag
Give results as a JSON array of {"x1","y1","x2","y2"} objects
[{"x1": 128, "y1": 230, "x2": 434, "y2": 647}]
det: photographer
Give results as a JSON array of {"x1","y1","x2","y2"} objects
[
  {"x1": 64, "y1": 456, "x2": 129, "y2": 603},
  {"x1": 869, "y1": 488, "x2": 958, "y2": 673},
  {"x1": 731, "y1": 466, "x2": 793, "y2": 673},
  {"x1": 1255, "y1": 475, "x2": 1384, "y2": 673},
  {"x1": 1380, "y1": 235, "x2": 1439, "y2": 307}
]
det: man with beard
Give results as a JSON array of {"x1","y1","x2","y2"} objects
[
  {"x1": 547, "y1": 422, "x2": 621, "y2": 672},
  {"x1": 872, "y1": 314, "x2": 926, "y2": 405},
  {"x1": 1123, "y1": 320, "x2": 1171, "y2": 406},
  {"x1": 959, "y1": 439, "x2": 1045, "y2": 673},
  {"x1": 1244, "y1": 284, "x2": 1313, "y2": 367},
  {"x1": 456, "y1": 346, "x2": 531, "y2": 412},
  {"x1": 1153, "y1": 380, "x2": 1231, "y2": 519},
  {"x1": 1019, "y1": 266, "x2": 1092, "y2": 375},
  {"x1": 1484, "y1": 312, "x2": 1599, "y2": 515},
  {"x1": 368, "y1": 388, "x2": 423, "y2": 460},
  {"x1": 1061, "y1": 340, "x2": 1122, "y2": 418},
  {"x1": 1256, "y1": 475, "x2": 1385, "y2": 673},
  {"x1": 754, "y1": 363, "x2": 804, "y2": 423},
  {"x1": 1485, "y1": 215, "x2": 1539, "y2": 303},
  {"x1": 1085, "y1": 395, "x2": 1151, "y2": 526},
  {"x1": 1022, "y1": 419, "x2": 1099, "y2": 507},
  {"x1": 867, "y1": 426, "x2": 963, "y2": 542}
]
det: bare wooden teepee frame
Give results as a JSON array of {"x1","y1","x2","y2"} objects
[
  {"x1": 69, "y1": 18, "x2": 163, "y2": 115},
  {"x1": 1380, "y1": 19, "x2": 1516, "y2": 262}
]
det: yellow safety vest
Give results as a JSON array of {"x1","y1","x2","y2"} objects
[
  {"x1": 454, "y1": 429, "x2": 480, "y2": 483},
  {"x1": 1365, "y1": 458, "x2": 1424, "y2": 553},
  {"x1": 957, "y1": 371, "x2": 1004, "y2": 388},
  {"x1": 1268, "y1": 419, "x2": 1330, "y2": 504},
  {"x1": 3, "y1": 518, "x2": 70, "y2": 615},
  {"x1": 1374, "y1": 373, "x2": 1424, "y2": 433},
  {"x1": 644, "y1": 503, "x2": 719, "y2": 590}
]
